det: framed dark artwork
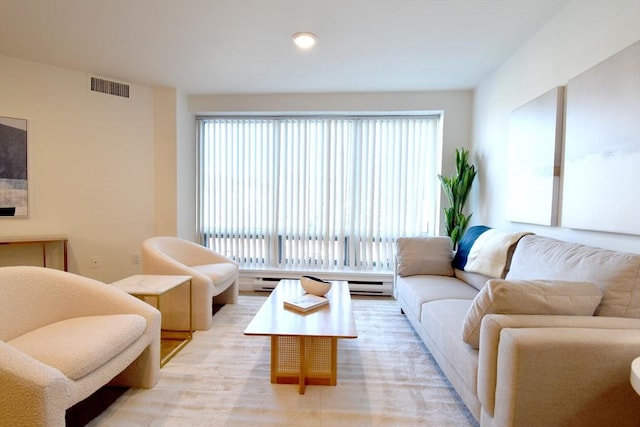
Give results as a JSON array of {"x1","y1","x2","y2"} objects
[{"x1": 0, "y1": 116, "x2": 28, "y2": 217}]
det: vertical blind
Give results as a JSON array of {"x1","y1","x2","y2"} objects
[{"x1": 197, "y1": 115, "x2": 441, "y2": 271}]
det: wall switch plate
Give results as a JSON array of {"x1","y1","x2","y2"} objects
[{"x1": 132, "y1": 253, "x2": 141, "y2": 265}]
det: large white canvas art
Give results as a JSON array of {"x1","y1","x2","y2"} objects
[
  {"x1": 562, "y1": 41, "x2": 640, "y2": 235},
  {"x1": 507, "y1": 87, "x2": 564, "y2": 225}
]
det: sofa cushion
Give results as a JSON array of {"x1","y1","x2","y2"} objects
[
  {"x1": 191, "y1": 263, "x2": 237, "y2": 287},
  {"x1": 454, "y1": 269, "x2": 493, "y2": 292},
  {"x1": 507, "y1": 235, "x2": 640, "y2": 318},
  {"x1": 395, "y1": 275, "x2": 478, "y2": 320},
  {"x1": 421, "y1": 299, "x2": 479, "y2": 396},
  {"x1": 462, "y1": 279, "x2": 602, "y2": 349},
  {"x1": 8, "y1": 314, "x2": 146, "y2": 380},
  {"x1": 453, "y1": 226, "x2": 532, "y2": 278},
  {"x1": 396, "y1": 237, "x2": 454, "y2": 277}
]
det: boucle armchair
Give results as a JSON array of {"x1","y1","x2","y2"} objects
[
  {"x1": 0, "y1": 266, "x2": 160, "y2": 427},
  {"x1": 142, "y1": 236, "x2": 239, "y2": 331}
]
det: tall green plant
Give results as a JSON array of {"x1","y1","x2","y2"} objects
[{"x1": 438, "y1": 148, "x2": 477, "y2": 249}]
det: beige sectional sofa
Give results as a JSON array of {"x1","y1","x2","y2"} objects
[
  {"x1": 394, "y1": 229, "x2": 640, "y2": 427},
  {"x1": 0, "y1": 266, "x2": 161, "y2": 427}
]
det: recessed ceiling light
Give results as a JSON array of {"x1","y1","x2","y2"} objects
[{"x1": 292, "y1": 32, "x2": 317, "y2": 49}]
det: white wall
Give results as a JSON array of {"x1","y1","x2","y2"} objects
[
  {"x1": 176, "y1": 89, "x2": 197, "y2": 242},
  {"x1": 473, "y1": 0, "x2": 640, "y2": 253},
  {"x1": 0, "y1": 55, "x2": 159, "y2": 281},
  {"x1": 152, "y1": 87, "x2": 196, "y2": 241},
  {"x1": 153, "y1": 88, "x2": 178, "y2": 237},
  {"x1": 189, "y1": 90, "x2": 473, "y2": 235}
]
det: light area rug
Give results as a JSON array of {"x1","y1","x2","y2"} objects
[{"x1": 89, "y1": 294, "x2": 478, "y2": 427}]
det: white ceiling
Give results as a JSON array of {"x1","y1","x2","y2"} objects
[{"x1": 0, "y1": 0, "x2": 571, "y2": 95}]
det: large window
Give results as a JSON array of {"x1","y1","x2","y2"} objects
[{"x1": 197, "y1": 115, "x2": 441, "y2": 271}]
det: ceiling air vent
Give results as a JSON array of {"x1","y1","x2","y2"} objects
[{"x1": 90, "y1": 76, "x2": 130, "y2": 98}]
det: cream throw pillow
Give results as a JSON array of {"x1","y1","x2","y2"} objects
[
  {"x1": 396, "y1": 237, "x2": 453, "y2": 277},
  {"x1": 462, "y1": 279, "x2": 603, "y2": 349}
]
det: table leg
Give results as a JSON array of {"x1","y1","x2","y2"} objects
[
  {"x1": 270, "y1": 336, "x2": 277, "y2": 383},
  {"x1": 41, "y1": 243, "x2": 47, "y2": 268},
  {"x1": 298, "y1": 337, "x2": 306, "y2": 394},
  {"x1": 330, "y1": 337, "x2": 338, "y2": 386},
  {"x1": 156, "y1": 282, "x2": 193, "y2": 367},
  {"x1": 270, "y1": 335, "x2": 338, "y2": 393},
  {"x1": 63, "y1": 239, "x2": 68, "y2": 271}
]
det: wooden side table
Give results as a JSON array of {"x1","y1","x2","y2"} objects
[{"x1": 111, "y1": 274, "x2": 193, "y2": 367}]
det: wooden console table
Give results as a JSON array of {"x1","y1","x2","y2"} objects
[{"x1": 0, "y1": 235, "x2": 68, "y2": 271}]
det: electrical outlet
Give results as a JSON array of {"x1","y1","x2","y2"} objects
[
  {"x1": 90, "y1": 256, "x2": 102, "y2": 268},
  {"x1": 131, "y1": 253, "x2": 141, "y2": 265}
]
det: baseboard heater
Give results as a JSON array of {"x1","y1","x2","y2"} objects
[
  {"x1": 252, "y1": 278, "x2": 281, "y2": 292},
  {"x1": 251, "y1": 277, "x2": 392, "y2": 296}
]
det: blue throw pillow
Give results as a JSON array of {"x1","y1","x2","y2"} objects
[{"x1": 452, "y1": 225, "x2": 491, "y2": 270}]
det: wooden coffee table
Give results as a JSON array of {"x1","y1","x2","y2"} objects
[{"x1": 244, "y1": 280, "x2": 357, "y2": 394}]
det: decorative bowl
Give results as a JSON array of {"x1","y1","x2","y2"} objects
[{"x1": 300, "y1": 275, "x2": 332, "y2": 296}]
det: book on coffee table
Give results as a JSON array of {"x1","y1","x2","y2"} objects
[{"x1": 284, "y1": 294, "x2": 329, "y2": 313}]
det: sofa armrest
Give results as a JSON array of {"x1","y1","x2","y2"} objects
[
  {"x1": 478, "y1": 314, "x2": 640, "y2": 427},
  {"x1": 0, "y1": 340, "x2": 72, "y2": 426},
  {"x1": 163, "y1": 240, "x2": 238, "y2": 267}
]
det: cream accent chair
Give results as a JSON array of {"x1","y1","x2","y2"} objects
[
  {"x1": 0, "y1": 266, "x2": 160, "y2": 427},
  {"x1": 141, "y1": 236, "x2": 239, "y2": 331}
]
